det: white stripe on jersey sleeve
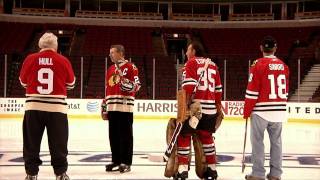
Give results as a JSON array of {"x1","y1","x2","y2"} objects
[
  {"x1": 246, "y1": 90, "x2": 259, "y2": 95},
  {"x1": 19, "y1": 77, "x2": 27, "y2": 88},
  {"x1": 245, "y1": 94, "x2": 258, "y2": 99},
  {"x1": 182, "y1": 78, "x2": 197, "y2": 86}
]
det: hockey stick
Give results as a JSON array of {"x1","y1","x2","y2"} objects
[
  {"x1": 114, "y1": 60, "x2": 124, "y2": 77},
  {"x1": 241, "y1": 118, "x2": 248, "y2": 173},
  {"x1": 163, "y1": 58, "x2": 211, "y2": 162}
]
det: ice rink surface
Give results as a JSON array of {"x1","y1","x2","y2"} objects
[{"x1": 0, "y1": 119, "x2": 319, "y2": 179}]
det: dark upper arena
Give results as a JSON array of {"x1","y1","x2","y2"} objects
[{"x1": 0, "y1": 0, "x2": 319, "y2": 101}]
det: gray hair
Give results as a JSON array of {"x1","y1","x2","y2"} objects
[{"x1": 38, "y1": 32, "x2": 58, "y2": 50}]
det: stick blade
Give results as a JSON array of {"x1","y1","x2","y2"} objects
[
  {"x1": 241, "y1": 163, "x2": 246, "y2": 173},
  {"x1": 148, "y1": 153, "x2": 166, "y2": 162}
]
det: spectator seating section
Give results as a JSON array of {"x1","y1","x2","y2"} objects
[
  {"x1": 75, "y1": 10, "x2": 163, "y2": 20},
  {"x1": 311, "y1": 87, "x2": 320, "y2": 102},
  {"x1": 295, "y1": 11, "x2": 320, "y2": 20},
  {"x1": 1, "y1": 22, "x2": 319, "y2": 100},
  {"x1": 199, "y1": 27, "x2": 317, "y2": 55},
  {"x1": 229, "y1": 13, "x2": 274, "y2": 21},
  {"x1": 0, "y1": 55, "x2": 4, "y2": 97},
  {"x1": 0, "y1": 22, "x2": 35, "y2": 54},
  {"x1": 81, "y1": 26, "x2": 153, "y2": 56},
  {"x1": 200, "y1": 27, "x2": 319, "y2": 100},
  {"x1": 12, "y1": 8, "x2": 65, "y2": 17},
  {"x1": 145, "y1": 56, "x2": 177, "y2": 99},
  {"x1": 287, "y1": 47, "x2": 315, "y2": 98},
  {"x1": 171, "y1": 13, "x2": 221, "y2": 21}
]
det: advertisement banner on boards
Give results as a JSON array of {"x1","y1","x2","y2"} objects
[{"x1": 0, "y1": 98, "x2": 319, "y2": 121}]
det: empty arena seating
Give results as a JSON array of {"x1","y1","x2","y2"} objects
[
  {"x1": 75, "y1": 10, "x2": 163, "y2": 20},
  {"x1": 229, "y1": 13, "x2": 274, "y2": 21},
  {"x1": 295, "y1": 11, "x2": 320, "y2": 20},
  {"x1": 12, "y1": 8, "x2": 65, "y2": 17},
  {"x1": 287, "y1": 47, "x2": 315, "y2": 97},
  {"x1": 311, "y1": 87, "x2": 320, "y2": 102},
  {"x1": 81, "y1": 26, "x2": 153, "y2": 56},
  {"x1": 200, "y1": 27, "x2": 317, "y2": 56},
  {"x1": 199, "y1": 27, "x2": 319, "y2": 100},
  {"x1": 171, "y1": 13, "x2": 221, "y2": 21},
  {"x1": 146, "y1": 56, "x2": 177, "y2": 100},
  {"x1": 0, "y1": 54, "x2": 4, "y2": 97},
  {"x1": 1, "y1": 21, "x2": 319, "y2": 101},
  {"x1": 0, "y1": 22, "x2": 35, "y2": 54}
]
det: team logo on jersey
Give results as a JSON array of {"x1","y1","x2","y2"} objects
[{"x1": 109, "y1": 73, "x2": 121, "y2": 87}]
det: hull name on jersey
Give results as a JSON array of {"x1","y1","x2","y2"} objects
[
  {"x1": 269, "y1": 64, "x2": 284, "y2": 70},
  {"x1": 39, "y1": 58, "x2": 53, "y2": 65}
]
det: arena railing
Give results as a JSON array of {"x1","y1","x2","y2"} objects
[
  {"x1": 75, "y1": 10, "x2": 163, "y2": 20},
  {"x1": 229, "y1": 13, "x2": 274, "y2": 21},
  {"x1": 12, "y1": 8, "x2": 65, "y2": 17},
  {"x1": 171, "y1": 13, "x2": 221, "y2": 21},
  {"x1": 295, "y1": 11, "x2": 320, "y2": 20},
  {"x1": 1, "y1": 53, "x2": 314, "y2": 102}
]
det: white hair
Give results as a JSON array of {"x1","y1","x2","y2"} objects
[{"x1": 38, "y1": 32, "x2": 58, "y2": 50}]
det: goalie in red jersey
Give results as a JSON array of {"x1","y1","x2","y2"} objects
[
  {"x1": 244, "y1": 36, "x2": 289, "y2": 180},
  {"x1": 171, "y1": 42, "x2": 223, "y2": 180},
  {"x1": 104, "y1": 45, "x2": 141, "y2": 173}
]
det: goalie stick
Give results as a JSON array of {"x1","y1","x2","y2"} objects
[
  {"x1": 241, "y1": 118, "x2": 248, "y2": 173},
  {"x1": 163, "y1": 58, "x2": 210, "y2": 162}
]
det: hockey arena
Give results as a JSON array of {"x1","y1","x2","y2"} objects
[
  {"x1": 1, "y1": 0, "x2": 320, "y2": 179},
  {"x1": 0, "y1": 100, "x2": 319, "y2": 179}
]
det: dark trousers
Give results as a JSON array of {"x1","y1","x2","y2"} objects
[
  {"x1": 108, "y1": 111, "x2": 133, "y2": 165},
  {"x1": 23, "y1": 110, "x2": 69, "y2": 175},
  {"x1": 181, "y1": 113, "x2": 218, "y2": 134}
]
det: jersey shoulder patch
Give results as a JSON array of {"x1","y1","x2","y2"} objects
[
  {"x1": 131, "y1": 63, "x2": 138, "y2": 70},
  {"x1": 251, "y1": 60, "x2": 258, "y2": 67}
]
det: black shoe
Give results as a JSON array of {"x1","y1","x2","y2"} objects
[
  {"x1": 267, "y1": 174, "x2": 281, "y2": 180},
  {"x1": 56, "y1": 173, "x2": 70, "y2": 180},
  {"x1": 105, "y1": 163, "x2": 119, "y2": 172},
  {"x1": 25, "y1": 175, "x2": 37, "y2": 180},
  {"x1": 173, "y1": 171, "x2": 188, "y2": 180},
  {"x1": 119, "y1": 164, "x2": 131, "y2": 173},
  {"x1": 204, "y1": 167, "x2": 218, "y2": 180}
]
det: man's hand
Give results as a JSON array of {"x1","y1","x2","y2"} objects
[{"x1": 101, "y1": 99, "x2": 108, "y2": 120}]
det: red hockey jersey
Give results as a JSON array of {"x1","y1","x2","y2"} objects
[
  {"x1": 243, "y1": 55, "x2": 289, "y2": 122},
  {"x1": 105, "y1": 60, "x2": 140, "y2": 113},
  {"x1": 19, "y1": 50, "x2": 75, "y2": 114},
  {"x1": 182, "y1": 57, "x2": 222, "y2": 115}
]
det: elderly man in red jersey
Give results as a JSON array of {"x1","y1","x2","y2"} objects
[{"x1": 19, "y1": 32, "x2": 75, "y2": 180}]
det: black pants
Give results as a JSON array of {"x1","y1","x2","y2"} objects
[
  {"x1": 181, "y1": 113, "x2": 218, "y2": 134},
  {"x1": 23, "y1": 110, "x2": 68, "y2": 176},
  {"x1": 108, "y1": 111, "x2": 133, "y2": 165}
]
